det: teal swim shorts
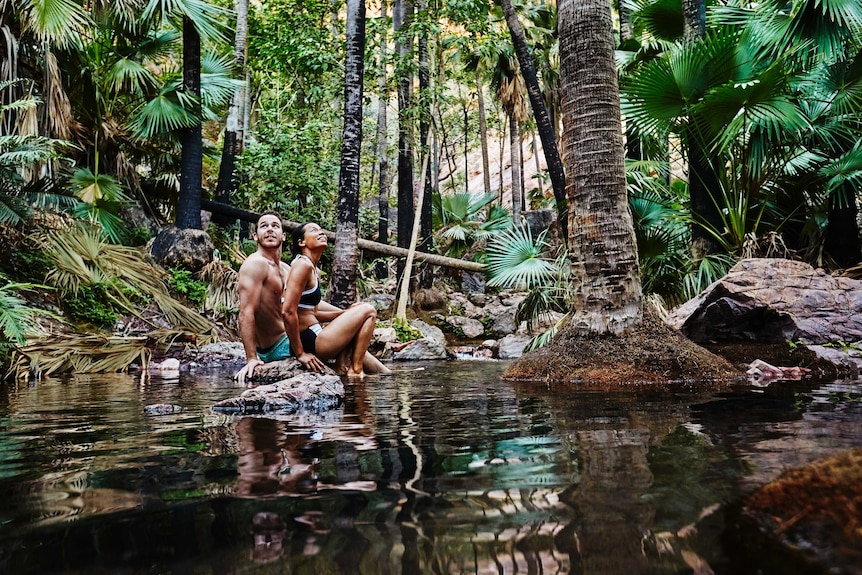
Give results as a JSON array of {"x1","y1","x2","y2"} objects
[{"x1": 256, "y1": 334, "x2": 291, "y2": 363}]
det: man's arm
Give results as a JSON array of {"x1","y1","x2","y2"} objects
[{"x1": 235, "y1": 258, "x2": 267, "y2": 385}]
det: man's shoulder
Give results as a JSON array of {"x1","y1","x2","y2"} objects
[{"x1": 238, "y1": 252, "x2": 270, "y2": 276}]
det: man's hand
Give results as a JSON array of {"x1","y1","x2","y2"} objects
[
  {"x1": 235, "y1": 358, "x2": 264, "y2": 387},
  {"x1": 296, "y1": 352, "x2": 326, "y2": 373}
]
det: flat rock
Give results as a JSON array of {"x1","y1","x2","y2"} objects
[{"x1": 213, "y1": 373, "x2": 344, "y2": 414}]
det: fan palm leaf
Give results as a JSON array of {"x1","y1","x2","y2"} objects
[{"x1": 486, "y1": 225, "x2": 557, "y2": 289}]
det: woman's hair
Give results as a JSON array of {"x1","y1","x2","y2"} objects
[{"x1": 291, "y1": 222, "x2": 313, "y2": 256}]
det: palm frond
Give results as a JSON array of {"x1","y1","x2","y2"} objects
[{"x1": 486, "y1": 225, "x2": 557, "y2": 289}]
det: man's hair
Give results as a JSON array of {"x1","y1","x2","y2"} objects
[
  {"x1": 257, "y1": 210, "x2": 283, "y2": 227},
  {"x1": 291, "y1": 222, "x2": 314, "y2": 256}
]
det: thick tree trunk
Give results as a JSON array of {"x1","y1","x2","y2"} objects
[
  {"x1": 500, "y1": 0, "x2": 568, "y2": 238},
  {"x1": 375, "y1": 0, "x2": 390, "y2": 279},
  {"x1": 330, "y1": 0, "x2": 366, "y2": 309},
  {"x1": 213, "y1": 0, "x2": 248, "y2": 229},
  {"x1": 177, "y1": 17, "x2": 202, "y2": 230},
  {"x1": 558, "y1": 0, "x2": 642, "y2": 335}
]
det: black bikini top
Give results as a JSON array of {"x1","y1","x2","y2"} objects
[{"x1": 294, "y1": 255, "x2": 321, "y2": 309}]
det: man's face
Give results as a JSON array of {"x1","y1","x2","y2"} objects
[{"x1": 254, "y1": 215, "x2": 285, "y2": 248}]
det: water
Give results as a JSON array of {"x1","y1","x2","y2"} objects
[{"x1": 0, "y1": 361, "x2": 860, "y2": 574}]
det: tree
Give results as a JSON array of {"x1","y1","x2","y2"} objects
[
  {"x1": 329, "y1": 0, "x2": 366, "y2": 309},
  {"x1": 213, "y1": 0, "x2": 249, "y2": 229},
  {"x1": 499, "y1": 0, "x2": 568, "y2": 239},
  {"x1": 375, "y1": 0, "x2": 391, "y2": 279},
  {"x1": 394, "y1": 0, "x2": 415, "y2": 264}
]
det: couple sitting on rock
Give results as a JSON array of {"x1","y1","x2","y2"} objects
[{"x1": 235, "y1": 211, "x2": 390, "y2": 386}]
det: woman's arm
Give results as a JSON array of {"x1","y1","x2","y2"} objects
[
  {"x1": 282, "y1": 260, "x2": 326, "y2": 372},
  {"x1": 315, "y1": 301, "x2": 345, "y2": 322}
]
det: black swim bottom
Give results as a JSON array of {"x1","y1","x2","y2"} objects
[{"x1": 298, "y1": 324, "x2": 322, "y2": 355}]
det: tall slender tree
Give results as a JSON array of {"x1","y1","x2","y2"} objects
[
  {"x1": 499, "y1": 0, "x2": 567, "y2": 238},
  {"x1": 417, "y1": 0, "x2": 434, "y2": 288},
  {"x1": 330, "y1": 0, "x2": 366, "y2": 309},
  {"x1": 375, "y1": 0, "x2": 391, "y2": 279},
  {"x1": 213, "y1": 0, "x2": 249, "y2": 228},
  {"x1": 394, "y1": 0, "x2": 415, "y2": 278}
]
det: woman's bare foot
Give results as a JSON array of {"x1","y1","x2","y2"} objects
[{"x1": 346, "y1": 368, "x2": 366, "y2": 379}]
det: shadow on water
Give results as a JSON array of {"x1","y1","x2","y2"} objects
[{"x1": 0, "y1": 361, "x2": 860, "y2": 574}]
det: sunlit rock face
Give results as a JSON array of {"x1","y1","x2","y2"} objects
[{"x1": 213, "y1": 373, "x2": 344, "y2": 415}]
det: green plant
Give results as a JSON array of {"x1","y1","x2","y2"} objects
[
  {"x1": 65, "y1": 283, "x2": 121, "y2": 327},
  {"x1": 0, "y1": 277, "x2": 60, "y2": 363},
  {"x1": 167, "y1": 267, "x2": 208, "y2": 307},
  {"x1": 393, "y1": 320, "x2": 423, "y2": 343}
]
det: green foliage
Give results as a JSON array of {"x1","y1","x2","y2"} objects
[
  {"x1": 65, "y1": 283, "x2": 121, "y2": 327},
  {"x1": 393, "y1": 319, "x2": 424, "y2": 343},
  {"x1": 0, "y1": 277, "x2": 60, "y2": 362},
  {"x1": 486, "y1": 225, "x2": 557, "y2": 290},
  {"x1": 167, "y1": 267, "x2": 208, "y2": 307},
  {"x1": 236, "y1": 118, "x2": 339, "y2": 229},
  {"x1": 432, "y1": 192, "x2": 511, "y2": 259}
]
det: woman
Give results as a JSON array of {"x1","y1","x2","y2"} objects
[{"x1": 282, "y1": 222, "x2": 389, "y2": 377}]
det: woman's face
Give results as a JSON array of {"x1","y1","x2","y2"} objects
[{"x1": 299, "y1": 223, "x2": 327, "y2": 251}]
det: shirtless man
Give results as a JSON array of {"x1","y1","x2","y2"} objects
[{"x1": 235, "y1": 211, "x2": 292, "y2": 386}]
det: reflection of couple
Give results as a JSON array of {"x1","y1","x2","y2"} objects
[
  {"x1": 234, "y1": 416, "x2": 317, "y2": 497},
  {"x1": 235, "y1": 212, "x2": 390, "y2": 386}
]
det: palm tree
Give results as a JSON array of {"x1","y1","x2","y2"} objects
[
  {"x1": 213, "y1": 0, "x2": 249, "y2": 228},
  {"x1": 329, "y1": 0, "x2": 366, "y2": 309},
  {"x1": 394, "y1": 0, "x2": 415, "y2": 261},
  {"x1": 499, "y1": 0, "x2": 568, "y2": 239},
  {"x1": 375, "y1": 0, "x2": 391, "y2": 279}
]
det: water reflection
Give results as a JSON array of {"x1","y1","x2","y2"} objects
[{"x1": 0, "y1": 364, "x2": 859, "y2": 574}]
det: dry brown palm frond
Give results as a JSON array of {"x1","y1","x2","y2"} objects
[
  {"x1": 37, "y1": 224, "x2": 221, "y2": 340},
  {"x1": 44, "y1": 51, "x2": 72, "y2": 140},
  {"x1": 12, "y1": 334, "x2": 150, "y2": 378},
  {"x1": 197, "y1": 259, "x2": 238, "y2": 315}
]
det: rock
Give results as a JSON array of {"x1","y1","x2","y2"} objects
[
  {"x1": 372, "y1": 326, "x2": 398, "y2": 346},
  {"x1": 149, "y1": 358, "x2": 181, "y2": 372},
  {"x1": 382, "y1": 337, "x2": 450, "y2": 361},
  {"x1": 196, "y1": 341, "x2": 246, "y2": 361},
  {"x1": 485, "y1": 300, "x2": 518, "y2": 338},
  {"x1": 144, "y1": 404, "x2": 182, "y2": 415},
  {"x1": 413, "y1": 287, "x2": 446, "y2": 311},
  {"x1": 523, "y1": 208, "x2": 555, "y2": 240},
  {"x1": 411, "y1": 319, "x2": 447, "y2": 347},
  {"x1": 367, "y1": 292, "x2": 395, "y2": 312},
  {"x1": 149, "y1": 226, "x2": 214, "y2": 272},
  {"x1": 250, "y1": 359, "x2": 328, "y2": 382},
  {"x1": 212, "y1": 373, "x2": 344, "y2": 414},
  {"x1": 668, "y1": 258, "x2": 862, "y2": 345},
  {"x1": 497, "y1": 334, "x2": 533, "y2": 359},
  {"x1": 443, "y1": 315, "x2": 485, "y2": 339},
  {"x1": 461, "y1": 271, "x2": 486, "y2": 294},
  {"x1": 807, "y1": 345, "x2": 862, "y2": 379}
]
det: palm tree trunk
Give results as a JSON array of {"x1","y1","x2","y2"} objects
[
  {"x1": 509, "y1": 112, "x2": 523, "y2": 221},
  {"x1": 330, "y1": 0, "x2": 366, "y2": 309},
  {"x1": 417, "y1": 0, "x2": 434, "y2": 289},
  {"x1": 213, "y1": 0, "x2": 248, "y2": 228},
  {"x1": 375, "y1": 0, "x2": 390, "y2": 279},
  {"x1": 476, "y1": 69, "x2": 492, "y2": 195},
  {"x1": 558, "y1": 0, "x2": 643, "y2": 335},
  {"x1": 825, "y1": 183, "x2": 861, "y2": 268},
  {"x1": 177, "y1": 16, "x2": 202, "y2": 230},
  {"x1": 394, "y1": 0, "x2": 414, "y2": 263},
  {"x1": 500, "y1": 0, "x2": 568, "y2": 237}
]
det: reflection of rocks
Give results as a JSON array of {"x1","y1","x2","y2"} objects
[
  {"x1": 738, "y1": 447, "x2": 862, "y2": 575},
  {"x1": 213, "y1": 373, "x2": 344, "y2": 414}
]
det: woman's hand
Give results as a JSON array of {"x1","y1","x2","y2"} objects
[{"x1": 297, "y1": 352, "x2": 326, "y2": 373}]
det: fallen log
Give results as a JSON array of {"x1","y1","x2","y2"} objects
[{"x1": 202, "y1": 199, "x2": 486, "y2": 273}]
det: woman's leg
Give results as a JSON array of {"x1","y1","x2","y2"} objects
[{"x1": 314, "y1": 303, "x2": 378, "y2": 374}]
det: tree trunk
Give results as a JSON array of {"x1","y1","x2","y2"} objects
[
  {"x1": 500, "y1": 0, "x2": 568, "y2": 237},
  {"x1": 558, "y1": 0, "x2": 643, "y2": 335},
  {"x1": 330, "y1": 0, "x2": 366, "y2": 309},
  {"x1": 375, "y1": 0, "x2": 390, "y2": 279},
  {"x1": 213, "y1": 0, "x2": 249, "y2": 228},
  {"x1": 177, "y1": 16, "x2": 203, "y2": 230},
  {"x1": 681, "y1": 0, "x2": 706, "y2": 43},
  {"x1": 476, "y1": 69, "x2": 492, "y2": 195},
  {"x1": 509, "y1": 112, "x2": 523, "y2": 221},
  {"x1": 825, "y1": 183, "x2": 862, "y2": 268},
  {"x1": 394, "y1": 0, "x2": 414, "y2": 261},
  {"x1": 417, "y1": 0, "x2": 434, "y2": 289}
]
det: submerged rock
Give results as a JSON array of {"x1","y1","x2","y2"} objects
[
  {"x1": 144, "y1": 403, "x2": 183, "y2": 416},
  {"x1": 213, "y1": 373, "x2": 344, "y2": 415}
]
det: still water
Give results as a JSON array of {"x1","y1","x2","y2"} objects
[{"x1": 0, "y1": 360, "x2": 860, "y2": 574}]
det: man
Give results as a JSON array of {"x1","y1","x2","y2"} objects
[{"x1": 235, "y1": 211, "x2": 292, "y2": 386}]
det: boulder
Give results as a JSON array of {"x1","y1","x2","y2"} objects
[
  {"x1": 382, "y1": 337, "x2": 450, "y2": 361},
  {"x1": 212, "y1": 373, "x2": 344, "y2": 414},
  {"x1": 497, "y1": 334, "x2": 533, "y2": 359},
  {"x1": 150, "y1": 226, "x2": 214, "y2": 272},
  {"x1": 250, "y1": 359, "x2": 322, "y2": 382},
  {"x1": 442, "y1": 315, "x2": 485, "y2": 339},
  {"x1": 411, "y1": 319, "x2": 447, "y2": 348},
  {"x1": 413, "y1": 287, "x2": 446, "y2": 311},
  {"x1": 667, "y1": 258, "x2": 862, "y2": 345}
]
